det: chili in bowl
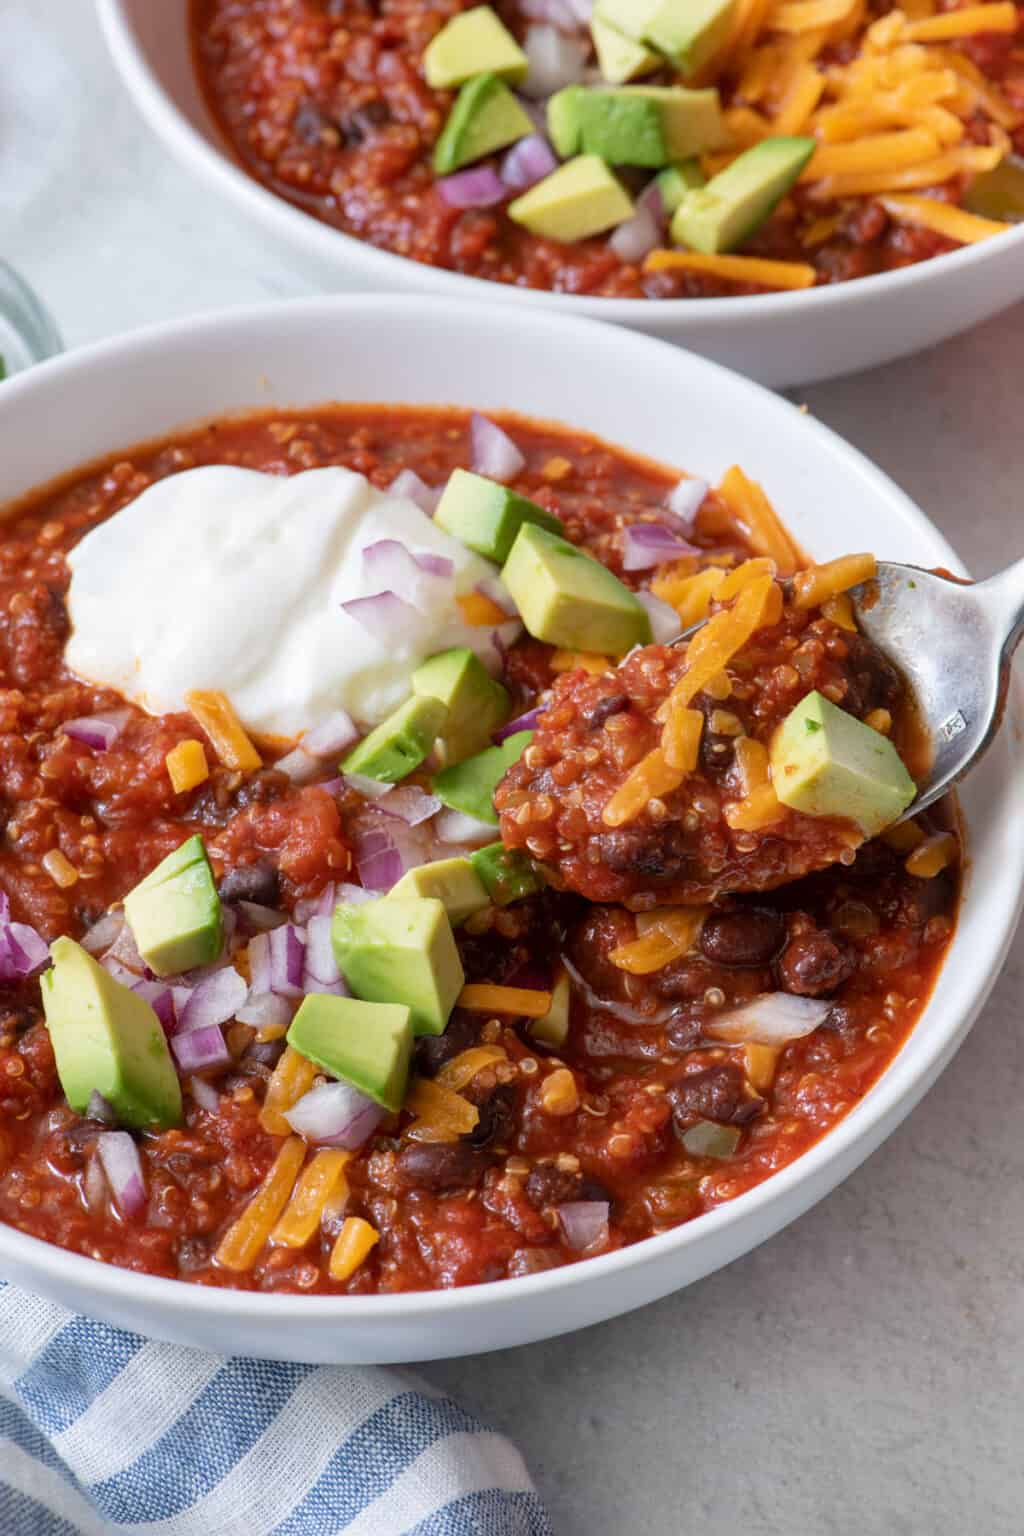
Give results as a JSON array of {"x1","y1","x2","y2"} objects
[{"x1": 0, "y1": 296, "x2": 1019, "y2": 1363}]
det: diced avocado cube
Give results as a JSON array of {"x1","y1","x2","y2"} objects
[
  {"x1": 123, "y1": 834, "x2": 222, "y2": 978},
  {"x1": 655, "y1": 159, "x2": 705, "y2": 215},
  {"x1": 770, "y1": 690, "x2": 916, "y2": 839},
  {"x1": 432, "y1": 731, "x2": 534, "y2": 825},
  {"x1": 41, "y1": 937, "x2": 182, "y2": 1129},
  {"x1": 547, "y1": 85, "x2": 587, "y2": 158},
  {"x1": 501, "y1": 523, "x2": 652, "y2": 657},
  {"x1": 434, "y1": 72, "x2": 534, "y2": 175},
  {"x1": 645, "y1": 0, "x2": 737, "y2": 80},
  {"x1": 331, "y1": 895, "x2": 465, "y2": 1038},
  {"x1": 596, "y1": 0, "x2": 663, "y2": 42},
  {"x1": 470, "y1": 842, "x2": 544, "y2": 906},
  {"x1": 434, "y1": 469, "x2": 563, "y2": 564},
  {"x1": 412, "y1": 647, "x2": 510, "y2": 765},
  {"x1": 424, "y1": 6, "x2": 528, "y2": 89},
  {"x1": 287, "y1": 994, "x2": 413, "y2": 1112},
  {"x1": 577, "y1": 86, "x2": 726, "y2": 169},
  {"x1": 530, "y1": 967, "x2": 571, "y2": 1047},
  {"x1": 389, "y1": 857, "x2": 490, "y2": 926},
  {"x1": 508, "y1": 156, "x2": 634, "y2": 242},
  {"x1": 671, "y1": 136, "x2": 816, "y2": 253},
  {"x1": 342, "y1": 695, "x2": 447, "y2": 783},
  {"x1": 591, "y1": 15, "x2": 661, "y2": 84}
]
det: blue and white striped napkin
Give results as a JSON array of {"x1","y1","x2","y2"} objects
[{"x1": 0, "y1": 1279, "x2": 551, "y2": 1536}]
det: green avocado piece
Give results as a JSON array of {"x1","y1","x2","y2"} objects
[
  {"x1": 770, "y1": 690, "x2": 916, "y2": 839},
  {"x1": 412, "y1": 647, "x2": 510, "y2": 765},
  {"x1": 389, "y1": 857, "x2": 490, "y2": 926},
  {"x1": 470, "y1": 842, "x2": 543, "y2": 905},
  {"x1": 432, "y1": 731, "x2": 534, "y2": 825},
  {"x1": 41, "y1": 937, "x2": 182, "y2": 1129},
  {"x1": 434, "y1": 72, "x2": 534, "y2": 175},
  {"x1": 530, "y1": 967, "x2": 571, "y2": 1048},
  {"x1": 434, "y1": 469, "x2": 563, "y2": 564},
  {"x1": 331, "y1": 895, "x2": 464, "y2": 1038},
  {"x1": 655, "y1": 158, "x2": 705, "y2": 214},
  {"x1": 508, "y1": 156, "x2": 635, "y2": 242},
  {"x1": 577, "y1": 86, "x2": 726, "y2": 169},
  {"x1": 671, "y1": 136, "x2": 816, "y2": 253},
  {"x1": 591, "y1": 15, "x2": 661, "y2": 84},
  {"x1": 424, "y1": 6, "x2": 528, "y2": 89},
  {"x1": 342, "y1": 695, "x2": 448, "y2": 783},
  {"x1": 596, "y1": 0, "x2": 663, "y2": 41},
  {"x1": 963, "y1": 155, "x2": 1024, "y2": 220},
  {"x1": 501, "y1": 522, "x2": 652, "y2": 657},
  {"x1": 287, "y1": 994, "x2": 413, "y2": 1112},
  {"x1": 547, "y1": 85, "x2": 587, "y2": 158},
  {"x1": 646, "y1": 0, "x2": 737, "y2": 79},
  {"x1": 123, "y1": 834, "x2": 223, "y2": 979}
]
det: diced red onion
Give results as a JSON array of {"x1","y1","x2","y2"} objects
[
  {"x1": 86, "y1": 1090, "x2": 116, "y2": 1124},
  {"x1": 179, "y1": 966, "x2": 248, "y2": 1033},
  {"x1": 105, "y1": 920, "x2": 149, "y2": 976},
  {"x1": 189, "y1": 1076, "x2": 221, "y2": 1113},
  {"x1": 275, "y1": 746, "x2": 322, "y2": 784},
  {"x1": 236, "y1": 900, "x2": 287, "y2": 933},
  {"x1": 523, "y1": 24, "x2": 587, "y2": 96},
  {"x1": 475, "y1": 576, "x2": 519, "y2": 617},
  {"x1": 621, "y1": 522, "x2": 701, "y2": 572},
  {"x1": 341, "y1": 591, "x2": 433, "y2": 650},
  {"x1": 637, "y1": 178, "x2": 667, "y2": 223},
  {"x1": 304, "y1": 709, "x2": 360, "y2": 759},
  {"x1": 247, "y1": 933, "x2": 272, "y2": 995},
  {"x1": 268, "y1": 924, "x2": 306, "y2": 999},
  {"x1": 352, "y1": 822, "x2": 409, "y2": 892},
  {"x1": 303, "y1": 914, "x2": 346, "y2": 996},
  {"x1": 101, "y1": 955, "x2": 141, "y2": 988},
  {"x1": 390, "y1": 469, "x2": 443, "y2": 517},
  {"x1": 493, "y1": 707, "x2": 542, "y2": 744},
  {"x1": 81, "y1": 911, "x2": 124, "y2": 955},
  {"x1": 96, "y1": 1131, "x2": 146, "y2": 1218},
  {"x1": 376, "y1": 785, "x2": 442, "y2": 826},
  {"x1": 519, "y1": 0, "x2": 586, "y2": 24},
  {"x1": 336, "y1": 882, "x2": 375, "y2": 907},
  {"x1": 342, "y1": 771, "x2": 394, "y2": 800},
  {"x1": 433, "y1": 807, "x2": 497, "y2": 845},
  {"x1": 62, "y1": 710, "x2": 131, "y2": 752},
  {"x1": 130, "y1": 979, "x2": 176, "y2": 1033},
  {"x1": 0, "y1": 922, "x2": 49, "y2": 981},
  {"x1": 638, "y1": 590, "x2": 681, "y2": 645},
  {"x1": 501, "y1": 133, "x2": 558, "y2": 192},
  {"x1": 172, "y1": 984, "x2": 194, "y2": 1019},
  {"x1": 294, "y1": 882, "x2": 337, "y2": 924},
  {"x1": 471, "y1": 414, "x2": 525, "y2": 485},
  {"x1": 235, "y1": 991, "x2": 294, "y2": 1029},
  {"x1": 284, "y1": 1080, "x2": 384, "y2": 1150},
  {"x1": 610, "y1": 205, "x2": 662, "y2": 265},
  {"x1": 172, "y1": 1023, "x2": 232, "y2": 1074},
  {"x1": 361, "y1": 540, "x2": 455, "y2": 612},
  {"x1": 557, "y1": 1200, "x2": 609, "y2": 1251},
  {"x1": 706, "y1": 993, "x2": 832, "y2": 1046},
  {"x1": 666, "y1": 476, "x2": 710, "y2": 530},
  {"x1": 438, "y1": 164, "x2": 507, "y2": 209}
]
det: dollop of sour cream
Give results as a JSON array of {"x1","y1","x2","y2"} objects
[{"x1": 64, "y1": 466, "x2": 505, "y2": 739}]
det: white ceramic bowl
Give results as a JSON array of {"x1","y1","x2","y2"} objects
[
  {"x1": 1, "y1": 295, "x2": 1021, "y2": 1363},
  {"x1": 96, "y1": 0, "x2": 1024, "y2": 388}
]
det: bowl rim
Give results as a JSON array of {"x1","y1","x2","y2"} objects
[
  {"x1": 96, "y1": 0, "x2": 1024, "y2": 327},
  {"x1": 0, "y1": 290, "x2": 1021, "y2": 1329}
]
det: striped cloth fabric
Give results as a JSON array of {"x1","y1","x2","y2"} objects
[{"x1": 0, "y1": 1280, "x2": 551, "y2": 1536}]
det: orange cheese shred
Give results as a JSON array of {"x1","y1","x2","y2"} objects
[
  {"x1": 791, "y1": 552, "x2": 877, "y2": 608},
  {"x1": 457, "y1": 591, "x2": 510, "y2": 627},
  {"x1": 329, "y1": 1217, "x2": 379, "y2": 1282},
  {"x1": 270, "y1": 1149, "x2": 351, "y2": 1248},
  {"x1": 215, "y1": 1136, "x2": 306, "y2": 1271},
  {"x1": 185, "y1": 689, "x2": 262, "y2": 773},
  {"x1": 644, "y1": 251, "x2": 817, "y2": 292},
  {"x1": 457, "y1": 983, "x2": 553, "y2": 1017},
  {"x1": 259, "y1": 1046, "x2": 318, "y2": 1136},
  {"x1": 904, "y1": 3, "x2": 1017, "y2": 40},
  {"x1": 404, "y1": 1077, "x2": 480, "y2": 1142},
  {"x1": 435, "y1": 1045, "x2": 509, "y2": 1093},
  {"x1": 877, "y1": 193, "x2": 1011, "y2": 242},
  {"x1": 717, "y1": 467, "x2": 800, "y2": 573},
  {"x1": 610, "y1": 907, "x2": 708, "y2": 974}
]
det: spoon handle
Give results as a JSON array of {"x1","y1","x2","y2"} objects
[{"x1": 977, "y1": 554, "x2": 1024, "y2": 660}]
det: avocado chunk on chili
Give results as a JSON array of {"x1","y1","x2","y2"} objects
[
  {"x1": 331, "y1": 895, "x2": 464, "y2": 1038},
  {"x1": 389, "y1": 856, "x2": 490, "y2": 926},
  {"x1": 470, "y1": 842, "x2": 544, "y2": 905},
  {"x1": 596, "y1": 0, "x2": 736, "y2": 79},
  {"x1": 770, "y1": 690, "x2": 916, "y2": 838},
  {"x1": 412, "y1": 647, "x2": 510, "y2": 765},
  {"x1": 591, "y1": 15, "x2": 661, "y2": 84},
  {"x1": 655, "y1": 158, "x2": 705, "y2": 215},
  {"x1": 287, "y1": 994, "x2": 413, "y2": 1112},
  {"x1": 576, "y1": 86, "x2": 726, "y2": 168},
  {"x1": 432, "y1": 731, "x2": 535, "y2": 825},
  {"x1": 434, "y1": 73, "x2": 534, "y2": 175},
  {"x1": 547, "y1": 85, "x2": 587, "y2": 157},
  {"x1": 671, "y1": 136, "x2": 816, "y2": 253},
  {"x1": 434, "y1": 469, "x2": 563, "y2": 564},
  {"x1": 501, "y1": 522, "x2": 652, "y2": 656},
  {"x1": 424, "y1": 6, "x2": 528, "y2": 89},
  {"x1": 123, "y1": 834, "x2": 223, "y2": 978},
  {"x1": 41, "y1": 937, "x2": 182, "y2": 1130},
  {"x1": 342, "y1": 695, "x2": 448, "y2": 783},
  {"x1": 508, "y1": 156, "x2": 635, "y2": 242}
]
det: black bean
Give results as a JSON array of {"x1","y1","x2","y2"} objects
[
  {"x1": 584, "y1": 692, "x2": 630, "y2": 730},
  {"x1": 395, "y1": 1141, "x2": 493, "y2": 1192},
  {"x1": 218, "y1": 860, "x2": 280, "y2": 907},
  {"x1": 669, "y1": 1062, "x2": 761, "y2": 1131},
  {"x1": 344, "y1": 100, "x2": 391, "y2": 144},
  {"x1": 414, "y1": 1012, "x2": 477, "y2": 1078},
  {"x1": 524, "y1": 1164, "x2": 582, "y2": 1209},
  {"x1": 700, "y1": 907, "x2": 785, "y2": 968},
  {"x1": 466, "y1": 1086, "x2": 516, "y2": 1149},
  {"x1": 776, "y1": 930, "x2": 854, "y2": 997}
]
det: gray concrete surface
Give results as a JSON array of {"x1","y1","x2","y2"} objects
[{"x1": 5, "y1": 4, "x2": 1024, "y2": 1531}]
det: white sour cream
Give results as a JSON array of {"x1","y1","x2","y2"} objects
[{"x1": 64, "y1": 465, "x2": 504, "y2": 738}]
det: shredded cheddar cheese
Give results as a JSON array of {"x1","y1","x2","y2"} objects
[
  {"x1": 259, "y1": 1046, "x2": 318, "y2": 1136},
  {"x1": 905, "y1": 831, "x2": 958, "y2": 877},
  {"x1": 791, "y1": 552, "x2": 877, "y2": 608},
  {"x1": 404, "y1": 1077, "x2": 480, "y2": 1142},
  {"x1": 662, "y1": 703, "x2": 705, "y2": 773},
  {"x1": 550, "y1": 650, "x2": 613, "y2": 675},
  {"x1": 903, "y1": 3, "x2": 1017, "y2": 41},
  {"x1": 878, "y1": 193, "x2": 1011, "y2": 242},
  {"x1": 329, "y1": 1217, "x2": 379, "y2": 1282},
  {"x1": 166, "y1": 739, "x2": 209, "y2": 794},
  {"x1": 716, "y1": 468, "x2": 800, "y2": 574},
  {"x1": 185, "y1": 689, "x2": 262, "y2": 773},
  {"x1": 644, "y1": 251, "x2": 818, "y2": 291},
  {"x1": 610, "y1": 907, "x2": 707, "y2": 974},
  {"x1": 457, "y1": 591, "x2": 509, "y2": 627},
  {"x1": 457, "y1": 983, "x2": 553, "y2": 1017},
  {"x1": 270, "y1": 1149, "x2": 351, "y2": 1248},
  {"x1": 435, "y1": 1045, "x2": 508, "y2": 1093},
  {"x1": 215, "y1": 1136, "x2": 306, "y2": 1271}
]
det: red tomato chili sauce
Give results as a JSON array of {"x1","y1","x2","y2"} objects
[
  {"x1": 0, "y1": 405, "x2": 958, "y2": 1293},
  {"x1": 190, "y1": 0, "x2": 1024, "y2": 301}
]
